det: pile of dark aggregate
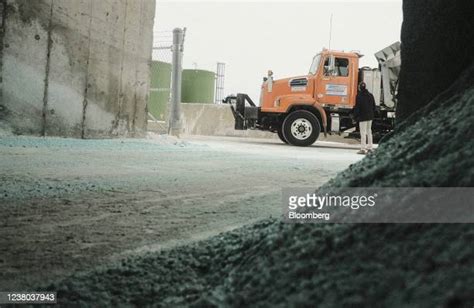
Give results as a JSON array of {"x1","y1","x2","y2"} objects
[{"x1": 42, "y1": 65, "x2": 474, "y2": 307}]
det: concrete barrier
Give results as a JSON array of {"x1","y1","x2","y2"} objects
[
  {"x1": 148, "y1": 103, "x2": 276, "y2": 138},
  {"x1": 177, "y1": 103, "x2": 277, "y2": 138}
]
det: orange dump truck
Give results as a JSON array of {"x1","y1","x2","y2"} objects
[{"x1": 225, "y1": 42, "x2": 401, "y2": 146}]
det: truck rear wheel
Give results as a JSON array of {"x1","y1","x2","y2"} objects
[{"x1": 282, "y1": 110, "x2": 320, "y2": 146}]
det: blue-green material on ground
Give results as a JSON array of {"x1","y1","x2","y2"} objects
[{"x1": 44, "y1": 64, "x2": 474, "y2": 307}]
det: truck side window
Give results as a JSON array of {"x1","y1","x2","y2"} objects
[
  {"x1": 324, "y1": 57, "x2": 350, "y2": 77},
  {"x1": 336, "y1": 58, "x2": 349, "y2": 77},
  {"x1": 323, "y1": 58, "x2": 331, "y2": 76}
]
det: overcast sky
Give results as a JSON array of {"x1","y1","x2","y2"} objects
[{"x1": 154, "y1": 0, "x2": 403, "y2": 101}]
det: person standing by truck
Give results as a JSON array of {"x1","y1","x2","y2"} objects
[{"x1": 353, "y1": 82, "x2": 376, "y2": 154}]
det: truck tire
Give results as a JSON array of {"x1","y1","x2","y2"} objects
[
  {"x1": 277, "y1": 127, "x2": 288, "y2": 144},
  {"x1": 282, "y1": 110, "x2": 320, "y2": 146}
]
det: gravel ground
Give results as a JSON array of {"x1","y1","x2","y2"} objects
[
  {"x1": 41, "y1": 66, "x2": 474, "y2": 306},
  {"x1": 0, "y1": 133, "x2": 361, "y2": 291}
]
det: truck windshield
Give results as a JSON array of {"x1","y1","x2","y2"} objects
[{"x1": 309, "y1": 54, "x2": 321, "y2": 75}]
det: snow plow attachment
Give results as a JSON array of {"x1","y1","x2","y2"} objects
[{"x1": 224, "y1": 94, "x2": 259, "y2": 130}]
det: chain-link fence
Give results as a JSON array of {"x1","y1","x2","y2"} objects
[
  {"x1": 148, "y1": 28, "x2": 227, "y2": 135},
  {"x1": 215, "y1": 62, "x2": 226, "y2": 104},
  {"x1": 149, "y1": 31, "x2": 173, "y2": 123}
]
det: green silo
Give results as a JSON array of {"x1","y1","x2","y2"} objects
[
  {"x1": 149, "y1": 61, "x2": 172, "y2": 121},
  {"x1": 181, "y1": 69, "x2": 215, "y2": 104}
]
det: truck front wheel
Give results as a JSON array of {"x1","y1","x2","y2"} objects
[
  {"x1": 282, "y1": 110, "x2": 320, "y2": 146},
  {"x1": 277, "y1": 127, "x2": 288, "y2": 144}
]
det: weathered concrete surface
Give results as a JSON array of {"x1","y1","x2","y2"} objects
[
  {"x1": 179, "y1": 103, "x2": 276, "y2": 138},
  {"x1": 0, "y1": 0, "x2": 155, "y2": 138},
  {"x1": 147, "y1": 103, "x2": 277, "y2": 138}
]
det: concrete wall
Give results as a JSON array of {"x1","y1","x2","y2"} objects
[{"x1": 0, "y1": 0, "x2": 155, "y2": 138}]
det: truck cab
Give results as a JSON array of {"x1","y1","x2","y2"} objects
[
  {"x1": 260, "y1": 50, "x2": 360, "y2": 114},
  {"x1": 226, "y1": 43, "x2": 399, "y2": 146}
]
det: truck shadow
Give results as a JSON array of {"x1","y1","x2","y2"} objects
[{"x1": 225, "y1": 138, "x2": 362, "y2": 151}]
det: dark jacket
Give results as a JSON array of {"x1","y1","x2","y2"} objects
[{"x1": 353, "y1": 89, "x2": 376, "y2": 122}]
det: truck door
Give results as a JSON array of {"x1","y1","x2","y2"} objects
[{"x1": 316, "y1": 55, "x2": 353, "y2": 108}]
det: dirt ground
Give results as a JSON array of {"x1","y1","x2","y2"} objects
[{"x1": 0, "y1": 133, "x2": 362, "y2": 290}]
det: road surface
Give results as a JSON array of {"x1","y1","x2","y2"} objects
[{"x1": 0, "y1": 134, "x2": 363, "y2": 289}]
